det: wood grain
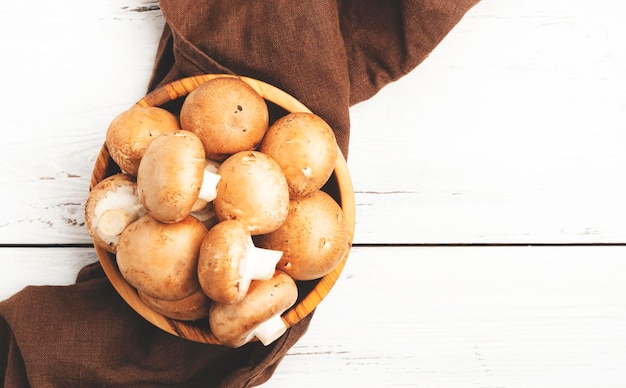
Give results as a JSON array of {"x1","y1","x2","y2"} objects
[
  {"x1": 2, "y1": 246, "x2": 625, "y2": 387},
  {"x1": 261, "y1": 245, "x2": 626, "y2": 387},
  {"x1": 1, "y1": 0, "x2": 626, "y2": 386},
  {"x1": 0, "y1": 248, "x2": 97, "y2": 301},
  {"x1": 1, "y1": 0, "x2": 626, "y2": 245}
]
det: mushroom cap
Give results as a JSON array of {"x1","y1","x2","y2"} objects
[
  {"x1": 137, "y1": 130, "x2": 207, "y2": 224},
  {"x1": 197, "y1": 220, "x2": 252, "y2": 304},
  {"x1": 138, "y1": 288, "x2": 211, "y2": 321},
  {"x1": 213, "y1": 151, "x2": 289, "y2": 235},
  {"x1": 179, "y1": 76, "x2": 269, "y2": 160},
  {"x1": 85, "y1": 173, "x2": 142, "y2": 254},
  {"x1": 116, "y1": 214, "x2": 208, "y2": 301},
  {"x1": 105, "y1": 105, "x2": 180, "y2": 176},
  {"x1": 259, "y1": 112, "x2": 338, "y2": 199},
  {"x1": 257, "y1": 190, "x2": 349, "y2": 281},
  {"x1": 209, "y1": 270, "x2": 298, "y2": 348}
]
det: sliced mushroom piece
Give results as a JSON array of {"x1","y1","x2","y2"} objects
[
  {"x1": 116, "y1": 214, "x2": 208, "y2": 301},
  {"x1": 209, "y1": 270, "x2": 298, "y2": 348},
  {"x1": 137, "y1": 130, "x2": 221, "y2": 224},
  {"x1": 197, "y1": 219, "x2": 282, "y2": 305},
  {"x1": 85, "y1": 173, "x2": 145, "y2": 254}
]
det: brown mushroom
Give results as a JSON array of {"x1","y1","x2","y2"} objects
[
  {"x1": 179, "y1": 76, "x2": 269, "y2": 160},
  {"x1": 85, "y1": 173, "x2": 145, "y2": 254},
  {"x1": 105, "y1": 105, "x2": 180, "y2": 176},
  {"x1": 197, "y1": 219, "x2": 283, "y2": 305},
  {"x1": 209, "y1": 270, "x2": 298, "y2": 348},
  {"x1": 259, "y1": 112, "x2": 338, "y2": 199},
  {"x1": 116, "y1": 214, "x2": 208, "y2": 301},
  {"x1": 213, "y1": 151, "x2": 289, "y2": 235},
  {"x1": 257, "y1": 190, "x2": 349, "y2": 281},
  {"x1": 138, "y1": 288, "x2": 211, "y2": 321},
  {"x1": 137, "y1": 130, "x2": 221, "y2": 224}
]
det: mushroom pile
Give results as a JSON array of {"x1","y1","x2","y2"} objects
[{"x1": 85, "y1": 76, "x2": 350, "y2": 348}]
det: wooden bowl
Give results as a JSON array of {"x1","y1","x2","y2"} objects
[{"x1": 89, "y1": 74, "x2": 355, "y2": 345}]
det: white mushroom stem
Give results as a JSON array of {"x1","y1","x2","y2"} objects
[
  {"x1": 251, "y1": 314, "x2": 289, "y2": 346},
  {"x1": 191, "y1": 198, "x2": 208, "y2": 213},
  {"x1": 241, "y1": 237, "x2": 283, "y2": 281},
  {"x1": 197, "y1": 159, "x2": 221, "y2": 203},
  {"x1": 94, "y1": 186, "x2": 145, "y2": 241},
  {"x1": 190, "y1": 204, "x2": 218, "y2": 229},
  {"x1": 98, "y1": 207, "x2": 142, "y2": 237}
]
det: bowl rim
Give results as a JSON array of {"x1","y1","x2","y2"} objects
[{"x1": 90, "y1": 73, "x2": 355, "y2": 345}]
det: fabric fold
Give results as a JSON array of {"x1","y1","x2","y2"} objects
[{"x1": 1, "y1": 1, "x2": 478, "y2": 385}]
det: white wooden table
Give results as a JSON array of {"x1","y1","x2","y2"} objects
[{"x1": 2, "y1": 1, "x2": 625, "y2": 386}]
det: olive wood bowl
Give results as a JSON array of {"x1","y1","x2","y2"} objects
[{"x1": 89, "y1": 74, "x2": 355, "y2": 345}]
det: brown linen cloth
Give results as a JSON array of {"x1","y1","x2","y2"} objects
[{"x1": 0, "y1": 1, "x2": 478, "y2": 386}]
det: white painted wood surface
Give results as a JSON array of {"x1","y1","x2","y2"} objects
[
  {"x1": 2, "y1": 0, "x2": 626, "y2": 245},
  {"x1": 347, "y1": 0, "x2": 626, "y2": 244},
  {"x1": 1, "y1": 0, "x2": 625, "y2": 386},
  {"x1": 262, "y1": 246, "x2": 626, "y2": 388}
]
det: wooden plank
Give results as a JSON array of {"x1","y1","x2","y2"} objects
[
  {"x1": 1, "y1": 246, "x2": 625, "y2": 387},
  {"x1": 262, "y1": 245, "x2": 626, "y2": 387},
  {"x1": 0, "y1": 247, "x2": 97, "y2": 301},
  {"x1": 0, "y1": 0, "x2": 164, "y2": 245},
  {"x1": 347, "y1": 0, "x2": 626, "y2": 244},
  {"x1": 2, "y1": 0, "x2": 626, "y2": 245}
]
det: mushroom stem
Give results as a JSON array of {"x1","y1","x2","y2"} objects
[
  {"x1": 243, "y1": 237, "x2": 283, "y2": 281},
  {"x1": 97, "y1": 206, "x2": 143, "y2": 238},
  {"x1": 190, "y1": 204, "x2": 218, "y2": 229},
  {"x1": 191, "y1": 198, "x2": 208, "y2": 213},
  {"x1": 252, "y1": 314, "x2": 289, "y2": 346},
  {"x1": 197, "y1": 161, "x2": 221, "y2": 203}
]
